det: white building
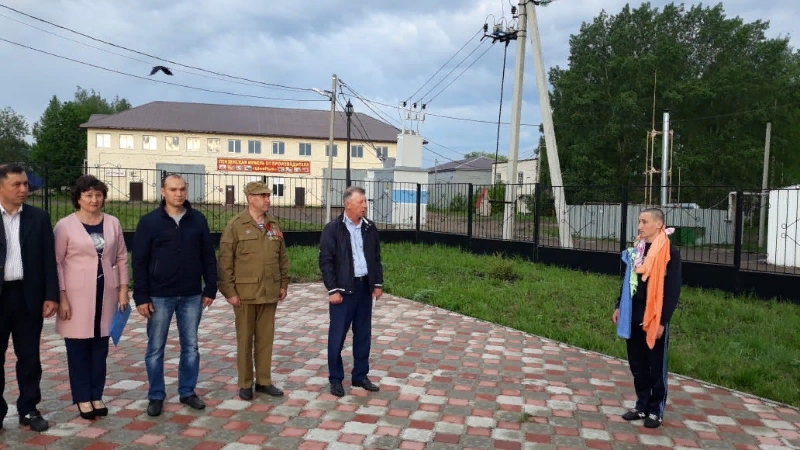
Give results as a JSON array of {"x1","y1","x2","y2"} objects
[{"x1": 492, "y1": 158, "x2": 539, "y2": 214}]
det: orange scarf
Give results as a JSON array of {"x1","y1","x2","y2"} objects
[{"x1": 635, "y1": 230, "x2": 671, "y2": 349}]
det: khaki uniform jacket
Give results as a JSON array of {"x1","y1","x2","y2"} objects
[{"x1": 218, "y1": 210, "x2": 289, "y2": 304}]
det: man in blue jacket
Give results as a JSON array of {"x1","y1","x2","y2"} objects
[
  {"x1": 132, "y1": 174, "x2": 217, "y2": 417},
  {"x1": 319, "y1": 186, "x2": 383, "y2": 397}
]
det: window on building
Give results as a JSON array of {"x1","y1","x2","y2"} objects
[
  {"x1": 228, "y1": 139, "x2": 241, "y2": 153},
  {"x1": 325, "y1": 144, "x2": 338, "y2": 157},
  {"x1": 272, "y1": 141, "x2": 285, "y2": 155},
  {"x1": 207, "y1": 138, "x2": 220, "y2": 153},
  {"x1": 351, "y1": 145, "x2": 364, "y2": 158},
  {"x1": 299, "y1": 143, "x2": 311, "y2": 156},
  {"x1": 495, "y1": 172, "x2": 501, "y2": 183},
  {"x1": 272, "y1": 177, "x2": 285, "y2": 197},
  {"x1": 376, "y1": 146, "x2": 388, "y2": 159},
  {"x1": 248, "y1": 140, "x2": 261, "y2": 154},
  {"x1": 517, "y1": 172, "x2": 524, "y2": 184},
  {"x1": 96, "y1": 133, "x2": 111, "y2": 148},
  {"x1": 119, "y1": 134, "x2": 134, "y2": 149},
  {"x1": 187, "y1": 137, "x2": 200, "y2": 151},
  {"x1": 166, "y1": 136, "x2": 180, "y2": 151},
  {"x1": 143, "y1": 135, "x2": 157, "y2": 150}
]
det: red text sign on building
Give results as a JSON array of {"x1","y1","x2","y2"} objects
[{"x1": 216, "y1": 158, "x2": 311, "y2": 174}]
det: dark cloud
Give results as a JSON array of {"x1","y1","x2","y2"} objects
[{"x1": 0, "y1": 0, "x2": 796, "y2": 166}]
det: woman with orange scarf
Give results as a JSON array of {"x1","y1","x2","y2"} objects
[{"x1": 612, "y1": 208, "x2": 681, "y2": 429}]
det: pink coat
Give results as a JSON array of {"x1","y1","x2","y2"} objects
[{"x1": 54, "y1": 213, "x2": 128, "y2": 339}]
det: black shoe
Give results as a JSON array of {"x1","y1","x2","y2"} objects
[
  {"x1": 146, "y1": 400, "x2": 163, "y2": 417},
  {"x1": 352, "y1": 378, "x2": 379, "y2": 392},
  {"x1": 255, "y1": 384, "x2": 284, "y2": 397},
  {"x1": 180, "y1": 394, "x2": 206, "y2": 410},
  {"x1": 644, "y1": 413, "x2": 663, "y2": 428},
  {"x1": 91, "y1": 400, "x2": 108, "y2": 417},
  {"x1": 77, "y1": 402, "x2": 96, "y2": 420},
  {"x1": 238, "y1": 388, "x2": 253, "y2": 401},
  {"x1": 621, "y1": 408, "x2": 646, "y2": 421},
  {"x1": 330, "y1": 383, "x2": 345, "y2": 397},
  {"x1": 19, "y1": 410, "x2": 49, "y2": 432}
]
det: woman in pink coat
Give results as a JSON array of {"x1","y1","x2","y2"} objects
[{"x1": 54, "y1": 175, "x2": 129, "y2": 420}]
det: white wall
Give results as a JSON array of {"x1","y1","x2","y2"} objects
[{"x1": 767, "y1": 187, "x2": 800, "y2": 267}]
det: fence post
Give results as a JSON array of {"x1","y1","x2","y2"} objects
[
  {"x1": 43, "y1": 165, "x2": 50, "y2": 214},
  {"x1": 733, "y1": 189, "x2": 744, "y2": 291},
  {"x1": 533, "y1": 183, "x2": 541, "y2": 262},
  {"x1": 618, "y1": 185, "x2": 629, "y2": 277},
  {"x1": 619, "y1": 185, "x2": 629, "y2": 255},
  {"x1": 467, "y1": 184, "x2": 474, "y2": 240},
  {"x1": 415, "y1": 183, "x2": 421, "y2": 242}
]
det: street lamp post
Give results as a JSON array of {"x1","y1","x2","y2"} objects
[{"x1": 345, "y1": 100, "x2": 353, "y2": 187}]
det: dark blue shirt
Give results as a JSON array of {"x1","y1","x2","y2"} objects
[{"x1": 131, "y1": 201, "x2": 217, "y2": 305}]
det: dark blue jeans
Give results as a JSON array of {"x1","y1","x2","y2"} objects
[
  {"x1": 145, "y1": 295, "x2": 203, "y2": 400},
  {"x1": 328, "y1": 278, "x2": 372, "y2": 384},
  {"x1": 65, "y1": 337, "x2": 109, "y2": 404}
]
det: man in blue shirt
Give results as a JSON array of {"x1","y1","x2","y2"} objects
[
  {"x1": 319, "y1": 186, "x2": 384, "y2": 397},
  {"x1": 132, "y1": 174, "x2": 217, "y2": 417}
]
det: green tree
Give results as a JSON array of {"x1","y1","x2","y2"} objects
[
  {"x1": 463, "y1": 151, "x2": 508, "y2": 162},
  {"x1": 31, "y1": 87, "x2": 131, "y2": 187},
  {"x1": 0, "y1": 107, "x2": 30, "y2": 163},
  {"x1": 548, "y1": 2, "x2": 799, "y2": 202}
]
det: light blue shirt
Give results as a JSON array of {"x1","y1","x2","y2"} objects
[{"x1": 344, "y1": 214, "x2": 368, "y2": 277}]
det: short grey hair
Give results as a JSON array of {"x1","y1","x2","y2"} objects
[
  {"x1": 343, "y1": 186, "x2": 365, "y2": 204},
  {"x1": 642, "y1": 207, "x2": 665, "y2": 224}
]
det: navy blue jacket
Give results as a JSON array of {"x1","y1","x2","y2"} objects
[
  {"x1": 319, "y1": 214, "x2": 383, "y2": 295},
  {"x1": 131, "y1": 200, "x2": 217, "y2": 305}
]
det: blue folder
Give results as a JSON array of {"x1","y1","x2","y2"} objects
[{"x1": 110, "y1": 306, "x2": 131, "y2": 347}]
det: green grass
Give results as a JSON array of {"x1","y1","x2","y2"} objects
[
  {"x1": 285, "y1": 242, "x2": 800, "y2": 408},
  {"x1": 41, "y1": 199, "x2": 317, "y2": 232}
]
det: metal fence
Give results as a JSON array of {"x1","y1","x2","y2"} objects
[{"x1": 17, "y1": 164, "x2": 800, "y2": 276}]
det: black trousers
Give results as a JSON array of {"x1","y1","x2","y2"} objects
[
  {"x1": 626, "y1": 322, "x2": 670, "y2": 417},
  {"x1": 328, "y1": 278, "x2": 372, "y2": 384},
  {"x1": 0, "y1": 281, "x2": 43, "y2": 418},
  {"x1": 65, "y1": 337, "x2": 109, "y2": 404}
]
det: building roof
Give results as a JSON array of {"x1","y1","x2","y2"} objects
[
  {"x1": 80, "y1": 101, "x2": 401, "y2": 143},
  {"x1": 493, "y1": 157, "x2": 538, "y2": 165},
  {"x1": 427, "y1": 156, "x2": 494, "y2": 173},
  {"x1": 87, "y1": 114, "x2": 109, "y2": 122}
]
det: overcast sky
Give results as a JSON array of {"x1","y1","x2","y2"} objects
[{"x1": 0, "y1": 0, "x2": 796, "y2": 168}]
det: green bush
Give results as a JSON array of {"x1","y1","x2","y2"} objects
[{"x1": 448, "y1": 193, "x2": 468, "y2": 212}]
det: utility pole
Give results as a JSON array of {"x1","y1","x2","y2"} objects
[
  {"x1": 527, "y1": 2, "x2": 572, "y2": 247},
  {"x1": 322, "y1": 74, "x2": 337, "y2": 223},
  {"x1": 502, "y1": 0, "x2": 527, "y2": 240},
  {"x1": 661, "y1": 109, "x2": 670, "y2": 206},
  {"x1": 758, "y1": 122, "x2": 772, "y2": 248}
]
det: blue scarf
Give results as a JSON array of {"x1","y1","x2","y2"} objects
[{"x1": 617, "y1": 248, "x2": 636, "y2": 339}]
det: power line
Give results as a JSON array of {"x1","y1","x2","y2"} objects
[
  {"x1": 334, "y1": 97, "x2": 382, "y2": 161},
  {"x1": 0, "y1": 36, "x2": 328, "y2": 103},
  {"x1": 0, "y1": 12, "x2": 276, "y2": 91},
  {"x1": 417, "y1": 39, "x2": 491, "y2": 105},
  {"x1": 0, "y1": 3, "x2": 314, "y2": 93},
  {"x1": 404, "y1": 26, "x2": 483, "y2": 104},
  {"x1": 492, "y1": 42, "x2": 510, "y2": 183},
  {"x1": 338, "y1": 80, "x2": 402, "y2": 128},
  {"x1": 425, "y1": 43, "x2": 494, "y2": 104}
]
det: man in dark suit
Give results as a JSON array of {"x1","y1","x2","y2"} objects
[
  {"x1": 0, "y1": 164, "x2": 59, "y2": 432},
  {"x1": 319, "y1": 186, "x2": 384, "y2": 398}
]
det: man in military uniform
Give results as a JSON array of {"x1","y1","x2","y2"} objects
[{"x1": 218, "y1": 181, "x2": 289, "y2": 400}]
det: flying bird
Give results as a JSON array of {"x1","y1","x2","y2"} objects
[{"x1": 149, "y1": 65, "x2": 173, "y2": 76}]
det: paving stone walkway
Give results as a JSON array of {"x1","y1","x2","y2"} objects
[{"x1": 2, "y1": 282, "x2": 799, "y2": 449}]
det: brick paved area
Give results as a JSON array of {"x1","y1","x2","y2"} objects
[{"x1": 2, "y1": 282, "x2": 799, "y2": 449}]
